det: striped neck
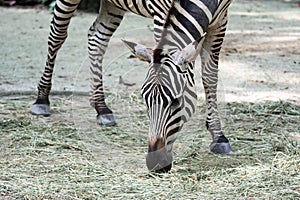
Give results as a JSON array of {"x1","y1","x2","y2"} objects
[{"x1": 156, "y1": 0, "x2": 218, "y2": 51}]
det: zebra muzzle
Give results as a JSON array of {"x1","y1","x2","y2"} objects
[{"x1": 146, "y1": 146, "x2": 173, "y2": 173}]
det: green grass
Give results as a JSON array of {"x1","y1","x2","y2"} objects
[{"x1": 0, "y1": 94, "x2": 299, "y2": 199}]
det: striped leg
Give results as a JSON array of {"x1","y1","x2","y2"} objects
[
  {"x1": 200, "y1": 10, "x2": 232, "y2": 154},
  {"x1": 88, "y1": 1, "x2": 125, "y2": 126},
  {"x1": 31, "y1": 0, "x2": 80, "y2": 116}
]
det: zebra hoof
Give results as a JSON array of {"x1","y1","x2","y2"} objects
[
  {"x1": 31, "y1": 104, "x2": 51, "y2": 116},
  {"x1": 210, "y1": 142, "x2": 233, "y2": 155},
  {"x1": 97, "y1": 113, "x2": 116, "y2": 126}
]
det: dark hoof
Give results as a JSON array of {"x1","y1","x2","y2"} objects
[
  {"x1": 210, "y1": 142, "x2": 233, "y2": 155},
  {"x1": 97, "y1": 113, "x2": 116, "y2": 126},
  {"x1": 31, "y1": 104, "x2": 51, "y2": 116}
]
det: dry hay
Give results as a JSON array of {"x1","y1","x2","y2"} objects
[{"x1": 0, "y1": 93, "x2": 299, "y2": 199}]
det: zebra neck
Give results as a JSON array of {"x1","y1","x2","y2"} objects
[{"x1": 156, "y1": 0, "x2": 218, "y2": 51}]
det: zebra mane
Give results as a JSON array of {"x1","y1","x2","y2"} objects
[
  {"x1": 152, "y1": 0, "x2": 190, "y2": 75},
  {"x1": 154, "y1": 0, "x2": 179, "y2": 52},
  {"x1": 161, "y1": 0, "x2": 179, "y2": 30}
]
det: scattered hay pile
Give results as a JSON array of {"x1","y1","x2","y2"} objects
[{"x1": 0, "y1": 94, "x2": 299, "y2": 199}]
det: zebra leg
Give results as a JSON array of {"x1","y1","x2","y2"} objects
[
  {"x1": 200, "y1": 11, "x2": 233, "y2": 154},
  {"x1": 88, "y1": 1, "x2": 125, "y2": 126},
  {"x1": 31, "y1": 0, "x2": 80, "y2": 116}
]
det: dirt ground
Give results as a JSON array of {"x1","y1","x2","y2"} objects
[{"x1": 0, "y1": 0, "x2": 300, "y2": 199}]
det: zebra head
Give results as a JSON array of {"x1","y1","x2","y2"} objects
[{"x1": 123, "y1": 40, "x2": 202, "y2": 172}]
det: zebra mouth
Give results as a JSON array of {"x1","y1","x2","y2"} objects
[{"x1": 146, "y1": 147, "x2": 173, "y2": 173}]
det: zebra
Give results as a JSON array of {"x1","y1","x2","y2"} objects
[{"x1": 31, "y1": 0, "x2": 233, "y2": 172}]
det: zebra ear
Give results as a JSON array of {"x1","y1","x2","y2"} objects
[
  {"x1": 173, "y1": 41, "x2": 199, "y2": 65},
  {"x1": 122, "y1": 40, "x2": 153, "y2": 62},
  {"x1": 173, "y1": 33, "x2": 206, "y2": 65}
]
